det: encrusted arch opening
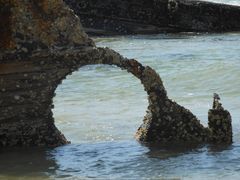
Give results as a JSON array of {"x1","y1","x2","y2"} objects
[
  {"x1": 48, "y1": 47, "x2": 228, "y2": 146},
  {"x1": 53, "y1": 64, "x2": 148, "y2": 143},
  {"x1": 0, "y1": 47, "x2": 232, "y2": 147}
]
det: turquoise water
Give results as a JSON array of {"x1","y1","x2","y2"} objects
[{"x1": 1, "y1": 1, "x2": 240, "y2": 179}]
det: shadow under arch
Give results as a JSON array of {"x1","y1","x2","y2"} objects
[
  {"x1": 49, "y1": 46, "x2": 164, "y2": 144},
  {"x1": 53, "y1": 63, "x2": 148, "y2": 143}
]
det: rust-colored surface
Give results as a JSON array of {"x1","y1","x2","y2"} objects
[
  {"x1": 0, "y1": 0, "x2": 91, "y2": 52},
  {"x1": 127, "y1": 59, "x2": 144, "y2": 78},
  {"x1": 29, "y1": 0, "x2": 55, "y2": 46},
  {"x1": 0, "y1": 62, "x2": 36, "y2": 75}
]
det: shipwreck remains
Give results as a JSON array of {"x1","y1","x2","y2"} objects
[
  {"x1": 64, "y1": 0, "x2": 240, "y2": 35},
  {"x1": 208, "y1": 94, "x2": 232, "y2": 143},
  {"x1": 0, "y1": 0, "x2": 232, "y2": 147}
]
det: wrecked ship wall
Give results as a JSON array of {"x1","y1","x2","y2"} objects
[
  {"x1": 64, "y1": 0, "x2": 171, "y2": 35},
  {"x1": 0, "y1": 0, "x2": 93, "y2": 51},
  {"x1": 64, "y1": 0, "x2": 240, "y2": 34},
  {"x1": 0, "y1": 0, "x2": 232, "y2": 147},
  {"x1": 0, "y1": 0, "x2": 94, "y2": 147},
  {"x1": 0, "y1": 44, "x2": 232, "y2": 147},
  {"x1": 170, "y1": 0, "x2": 240, "y2": 32}
]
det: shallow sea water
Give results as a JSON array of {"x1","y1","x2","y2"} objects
[
  {"x1": 1, "y1": 32, "x2": 239, "y2": 180},
  {"x1": 1, "y1": 1, "x2": 240, "y2": 179},
  {"x1": 54, "y1": 33, "x2": 240, "y2": 180}
]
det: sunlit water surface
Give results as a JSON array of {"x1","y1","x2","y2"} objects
[
  {"x1": 201, "y1": 0, "x2": 240, "y2": 5},
  {"x1": 1, "y1": 1, "x2": 240, "y2": 178}
]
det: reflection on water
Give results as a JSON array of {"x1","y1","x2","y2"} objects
[
  {"x1": 1, "y1": 141, "x2": 240, "y2": 179},
  {"x1": 0, "y1": 148, "x2": 56, "y2": 179},
  {"x1": 1, "y1": 32, "x2": 240, "y2": 179}
]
